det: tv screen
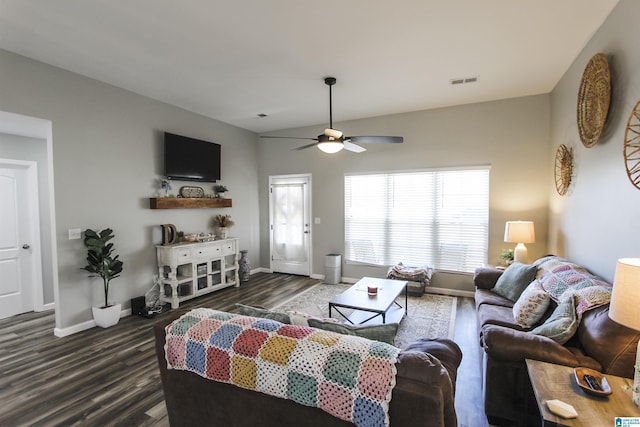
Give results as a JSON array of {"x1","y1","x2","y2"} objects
[{"x1": 164, "y1": 132, "x2": 221, "y2": 182}]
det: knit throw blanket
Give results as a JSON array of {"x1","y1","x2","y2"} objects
[
  {"x1": 534, "y1": 256, "x2": 611, "y2": 318},
  {"x1": 165, "y1": 308, "x2": 400, "y2": 427},
  {"x1": 386, "y1": 262, "x2": 433, "y2": 284}
]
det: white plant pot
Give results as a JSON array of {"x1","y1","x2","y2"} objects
[
  {"x1": 92, "y1": 303, "x2": 121, "y2": 328},
  {"x1": 219, "y1": 227, "x2": 228, "y2": 239}
]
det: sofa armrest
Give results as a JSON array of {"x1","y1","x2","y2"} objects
[
  {"x1": 403, "y1": 338, "x2": 462, "y2": 385},
  {"x1": 474, "y1": 267, "x2": 503, "y2": 290},
  {"x1": 481, "y1": 325, "x2": 601, "y2": 370}
]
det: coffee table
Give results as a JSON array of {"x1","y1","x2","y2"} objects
[{"x1": 328, "y1": 277, "x2": 407, "y2": 325}]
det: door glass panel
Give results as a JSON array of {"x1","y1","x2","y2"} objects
[{"x1": 272, "y1": 183, "x2": 307, "y2": 262}]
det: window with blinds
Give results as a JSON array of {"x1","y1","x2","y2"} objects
[{"x1": 344, "y1": 167, "x2": 489, "y2": 273}]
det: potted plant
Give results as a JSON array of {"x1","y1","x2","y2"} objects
[
  {"x1": 82, "y1": 228, "x2": 124, "y2": 328},
  {"x1": 213, "y1": 184, "x2": 228, "y2": 198},
  {"x1": 212, "y1": 214, "x2": 234, "y2": 238},
  {"x1": 500, "y1": 248, "x2": 515, "y2": 266}
]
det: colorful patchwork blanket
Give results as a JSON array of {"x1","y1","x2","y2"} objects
[
  {"x1": 165, "y1": 308, "x2": 400, "y2": 427},
  {"x1": 534, "y1": 256, "x2": 612, "y2": 319}
]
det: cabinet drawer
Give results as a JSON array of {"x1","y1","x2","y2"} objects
[
  {"x1": 221, "y1": 242, "x2": 235, "y2": 255},
  {"x1": 192, "y1": 246, "x2": 220, "y2": 259}
]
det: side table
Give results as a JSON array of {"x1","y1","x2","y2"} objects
[{"x1": 526, "y1": 359, "x2": 640, "y2": 426}]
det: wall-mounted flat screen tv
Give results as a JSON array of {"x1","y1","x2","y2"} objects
[{"x1": 164, "y1": 132, "x2": 221, "y2": 182}]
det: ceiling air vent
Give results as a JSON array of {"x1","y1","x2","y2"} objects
[{"x1": 450, "y1": 76, "x2": 478, "y2": 85}]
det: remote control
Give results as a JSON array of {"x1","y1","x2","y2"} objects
[{"x1": 583, "y1": 374, "x2": 602, "y2": 390}]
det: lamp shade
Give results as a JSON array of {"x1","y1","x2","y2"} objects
[
  {"x1": 317, "y1": 141, "x2": 343, "y2": 153},
  {"x1": 609, "y1": 258, "x2": 640, "y2": 331},
  {"x1": 504, "y1": 221, "x2": 535, "y2": 244}
]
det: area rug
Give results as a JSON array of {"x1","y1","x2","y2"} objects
[{"x1": 271, "y1": 283, "x2": 457, "y2": 349}]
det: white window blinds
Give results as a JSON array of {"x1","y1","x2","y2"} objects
[{"x1": 344, "y1": 167, "x2": 489, "y2": 273}]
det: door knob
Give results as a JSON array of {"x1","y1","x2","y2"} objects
[{"x1": 22, "y1": 244, "x2": 30, "y2": 249}]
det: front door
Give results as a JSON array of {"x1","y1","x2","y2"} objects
[
  {"x1": 0, "y1": 159, "x2": 42, "y2": 319},
  {"x1": 269, "y1": 174, "x2": 311, "y2": 276}
]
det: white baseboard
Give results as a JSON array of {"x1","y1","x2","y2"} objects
[{"x1": 54, "y1": 307, "x2": 132, "y2": 337}]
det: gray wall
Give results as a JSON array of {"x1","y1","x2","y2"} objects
[
  {"x1": 259, "y1": 94, "x2": 552, "y2": 291},
  {"x1": 0, "y1": 133, "x2": 54, "y2": 304},
  {"x1": 0, "y1": 49, "x2": 260, "y2": 331},
  {"x1": 549, "y1": 0, "x2": 640, "y2": 282}
]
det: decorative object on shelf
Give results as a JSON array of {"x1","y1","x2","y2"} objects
[
  {"x1": 213, "y1": 184, "x2": 228, "y2": 198},
  {"x1": 577, "y1": 52, "x2": 611, "y2": 148},
  {"x1": 160, "y1": 178, "x2": 172, "y2": 197},
  {"x1": 503, "y1": 221, "x2": 535, "y2": 264},
  {"x1": 608, "y1": 258, "x2": 640, "y2": 407},
  {"x1": 82, "y1": 228, "x2": 124, "y2": 328},
  {"x1": 238, "y1": 249, "x2": 250, "y2": 282},
  {"x1": 179, "y1": 186, "x2": 205, "y2": 198},
  {"x1": 197, "y1": 232, "x2": 215, "y2": 242},
  {"x1": 161, "y1": 224, "x2": 178, "y2": 245},
  {"x1": 212, "y1": 214, "x2": 234, "y2": 238},
  {"x1": 554, "y1": 144, "x2": 573, "y2": 195},
  {"x1": 624, "y1": 100, "x2": 640, "y2": 190}
]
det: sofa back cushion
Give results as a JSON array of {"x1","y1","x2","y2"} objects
[
  {"x1": 492, "y1": 262, "x2": 538, "y2": 301},
  {"x1": 578, "y1": 305, "x2": 640, "y2": 377}
]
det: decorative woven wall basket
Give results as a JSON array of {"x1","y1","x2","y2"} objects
[
  {"x1": 577, "y1": 53, "x2": 611, "y2": 148},
  {"x1": 623, "y1": 100, "x2": 640, "y2": 190},
  {"x1": 554, "y1": 144, "x2": 573, "y2": 196}
]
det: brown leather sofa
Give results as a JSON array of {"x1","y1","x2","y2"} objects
[
  {"x1": 154, "y1": 311, "x2": 463, "y2": 427},
  {"x1": 474, "y1": 266, "x2": 640, "y2": 426}
]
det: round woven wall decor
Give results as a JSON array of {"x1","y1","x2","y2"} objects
[
  {"x1": 623, "y1": 100, "x2": 640, "y2": 190},
  {"x1": 577, "y1": 53, "x2": 611, "y2": 148},
  {"x1": 554, "y1": 144, "x2": 573, "y2": 196}
]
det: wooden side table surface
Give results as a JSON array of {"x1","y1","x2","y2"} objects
[{"x1": 526, "y1": 359, "x2": 640, "y2": 426}]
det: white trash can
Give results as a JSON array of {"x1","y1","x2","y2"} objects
[{"x1": 325, "y1": 254, "x2": 342, "y2": 284}]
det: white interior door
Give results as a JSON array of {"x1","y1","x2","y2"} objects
[
  {"x1": 269, "y1": 174, "x2": 311, "y2": 276},
  {"x1": 0, "y1": 160, "x2": 42, "y2": 319}
]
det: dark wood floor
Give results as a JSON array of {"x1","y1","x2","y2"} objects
[{"x1": 0, "y1": 272, "x2": 488, "y2": 427}]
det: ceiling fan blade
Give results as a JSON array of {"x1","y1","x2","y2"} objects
[
  {"x1": 343, "y1": 141, "x2": 366, "y2": 153},
  {"x1": 346, "y1": 136, "x2": 404, "y2": 144},
  {"x1": 260, "y1": 135, "x2": 319, "y2": 141},
  {"x1": 292, "y1": 142, "x2": 320, "y2": 151}
]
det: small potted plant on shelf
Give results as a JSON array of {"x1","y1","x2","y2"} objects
[
  {"x1": 82, "y1": 228, "x2": 124, "y2": 328},
  {"x1": 500, "y1": 248, "x2": 515, "y2": 266},
  {"x1": 160, "y1": 178, "x2": 172, "y2": 197},
  {"x1": 213, "y1": 184, "x2": 228, "y2": 198},
  {"x1": 212, "y1": 214, "x2": 234, "y2": 239}
]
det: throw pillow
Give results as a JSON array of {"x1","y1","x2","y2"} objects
[
  {"x1": 235, "y1": 303, "x2": 291, "y2": 324},
  {"x1": 286, "y1": 310, "x2": 340, "y2": 327},
  {"x1": 512, "y1": 280, "x2": 551, "y2": 328},
  {"x1": 492, "y1": 262, "x2": 538, "y2": 302},
  {"x1": 530, "y1": 294, "x2": 578, "y2": 344},
  {"x1": 307, "y1": 318, "x2": 399, "y2": 345}
]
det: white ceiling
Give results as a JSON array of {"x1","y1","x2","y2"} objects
[{"x1": 0, "y1": 0, "x2": 619, "y2": 133}]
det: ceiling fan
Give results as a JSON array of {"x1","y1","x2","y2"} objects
[{"x1": 261, "y1": 77, "x2": 403, "y2": 154}]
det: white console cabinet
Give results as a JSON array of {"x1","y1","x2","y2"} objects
[{"x1": 156, "y1": 238, "x2": 239, "y2": 309}]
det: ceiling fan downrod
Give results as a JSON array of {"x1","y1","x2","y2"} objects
[{"x1": 325, "y1": 76, "x2": 336, "y2": 130}]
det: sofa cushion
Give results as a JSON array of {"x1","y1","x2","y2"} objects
[
  {"x1": 475, "y1": 288, "x2": 514, "y2": 310},
  {"x1": 477, "y1": 303, "x2": 525, "y2": 331},
  {"x1": 578, "y1": 305, "x2": 640, "y2": 377},
  {"x1": 235, "y1": 303, "x2": 291, "y2": 324},
  {"x1": 307, "y1": 318, "x2": 399, "y2": 345},
  {"x1": 286, "y1": 310, "x2": 340, "y2": 327},
  {"x1": 492, "y1": 262, "x2": 538, "y2": 301},
  {"x1": 530, "y1": 295, "x2": 578, "y2": 344},
  {"x1": 512, "y1": 280, "x2": 551, "y2": 328}
]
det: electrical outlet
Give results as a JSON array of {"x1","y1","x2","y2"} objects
[{"x1": 68, "y1": 228, "x2": 82, "y2": 240}]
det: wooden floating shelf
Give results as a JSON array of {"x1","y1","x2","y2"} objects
[{"x1": 149, "y1": 197, "x2": 232, "y2": 209}]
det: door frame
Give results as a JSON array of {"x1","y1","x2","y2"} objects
[
  {"x1": 269, "y1": 173, "x2": 312, "y2": 276},
  {"x1": 0, "y1": 158, "x2": 43, "y2": 316},
  {"x1": 0, "y1": 111, "x2": 58, "y2": 325}
]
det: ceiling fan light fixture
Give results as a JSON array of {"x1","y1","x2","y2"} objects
[{"x1": 317, "y1": 141, "x2": 344, "y2": 153}]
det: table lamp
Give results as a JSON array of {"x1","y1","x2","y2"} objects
[
  {"x1": 504, "y1": 221, "x2": 535, "y2": 263},
  {"x1": 609, "y1": 258, "x2": 640, "y2": 407}
]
